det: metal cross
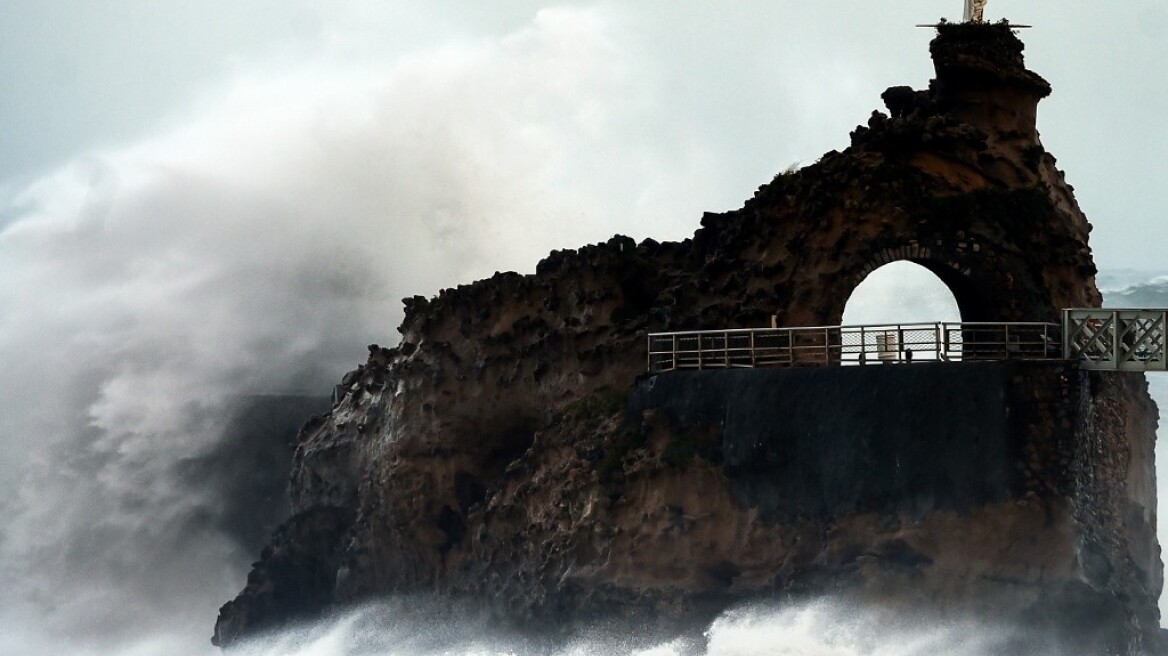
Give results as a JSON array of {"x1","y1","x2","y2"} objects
[{"x1": 964, "y1": 0, "x2": 987, "y2": 22}]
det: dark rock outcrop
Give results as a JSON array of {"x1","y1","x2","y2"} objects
[{"x1": 214, "y1": 23, "x2": 1162, "y2": 654}]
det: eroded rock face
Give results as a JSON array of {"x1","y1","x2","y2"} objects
[{"x1": 214, "y1": 23, "x2": 1162, "y2": 653}]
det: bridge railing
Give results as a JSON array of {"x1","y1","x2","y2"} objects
[
  {"x1": 646, "y1": 322, "x2": 1062, "y2": 373},
  {"x1": 1064, "y1": 309, "x2": 1168, "y2": 371}
]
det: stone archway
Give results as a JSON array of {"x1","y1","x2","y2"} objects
[
  {"x1": 841, "y1": 260, "x2": 962, "y2": 326},
  {"x1": 693, "y1": 23, "x2": 1101, "y2": 335},
  {"x1": 844, "y1": 245, "x2": 988, "y2": 324},
  {"x1": 767, "y1": 225, "x2": 1061, "y2": 331}
]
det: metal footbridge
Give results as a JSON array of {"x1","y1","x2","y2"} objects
[{"x1": 646, "y1": 309, "x2": 1168, "y2": 374}]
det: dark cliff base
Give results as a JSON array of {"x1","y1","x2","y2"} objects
[
  {"x1": 218, "y1": 362, "x2": 1162, "y2": 654},
  {"x1": 628, "y1": 362, "x2": 1160, "y2": 654},
  {"x1": 632, "y1": 363, "x2": 1022, "y2": 520}
]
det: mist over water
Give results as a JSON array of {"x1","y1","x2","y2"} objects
[
  {"x1": 0, "y1": 6, "x2": 1166, "y2": 656},
  {"x1": 155, "y1": 598, "x2": 1059, "y2": 656},
  {"x1": 0, "y1": 9, "x2": 664, "y2": 653}
]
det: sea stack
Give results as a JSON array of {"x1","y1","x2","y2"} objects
[{"x1": 215, "y1": 22, "x2": 1163, "y2": 654}]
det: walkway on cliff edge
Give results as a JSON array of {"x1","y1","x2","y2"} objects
[{"x1": 646, "y1": 309, "x2": 1168, "y2": 374}]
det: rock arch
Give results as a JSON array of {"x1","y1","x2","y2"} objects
[
  {"x1": 690, "y1": 23, "x2": 1101, "y2": 333},
  {"x1": 787, "y1": 197, "x2": 1075, "y2": 327},
  {"x1": 843, "y1": 242, "x2": 987, "y2": 324}
]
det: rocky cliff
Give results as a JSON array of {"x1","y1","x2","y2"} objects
[{"x1": 214, "y1": 23, "x2": 1162, "y2": 654}]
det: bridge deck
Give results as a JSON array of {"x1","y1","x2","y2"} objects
[
  {"x1": 647, "y1": 322, "x2": 1060, "y2": 373},
  {"x1": 647, "y1": 310, "x2": 1168, "y2": 374}
]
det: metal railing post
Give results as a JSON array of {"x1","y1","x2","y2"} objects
[
  {"x1": 1112, "y1": 310, "x2": 1121, "y2": 370},
  {"x1": 1162, "y1": 312, "x2": 1167, "y2": 370}
]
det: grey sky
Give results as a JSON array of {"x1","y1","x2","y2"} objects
[{"x1": 2, "y1": 1, "x2": 1164, "y2": 269}]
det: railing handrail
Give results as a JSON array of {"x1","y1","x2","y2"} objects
[
  {"x1": 1063, "y1": 308, "x2": 1168, "y2": 372},
  {"x1": 647, "y1": 320, "x2": 1060, "y2": 339},
  {"x1": 646, "y1": 320, "x2": 1064, "y2": 373}
]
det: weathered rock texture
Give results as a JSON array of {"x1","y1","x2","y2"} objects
[{"x1": 214, "y1": 23, "x2": 1162, "y2": 654}]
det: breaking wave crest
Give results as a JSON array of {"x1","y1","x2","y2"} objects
[{"x1": 219, "y1": 598, "x2": 1055, "y2": 656}]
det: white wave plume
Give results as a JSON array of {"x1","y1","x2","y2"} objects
[{"x1": 0, "y1": 7, "x2": 701, "y2": 651}]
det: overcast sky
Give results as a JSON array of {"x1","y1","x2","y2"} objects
[
  {"x1": 1, "y1": 1, "x2": 1165, "y2": 271},
  {"x1": 0, "y1": 3, "x2": 1167, "y2": 653}
]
